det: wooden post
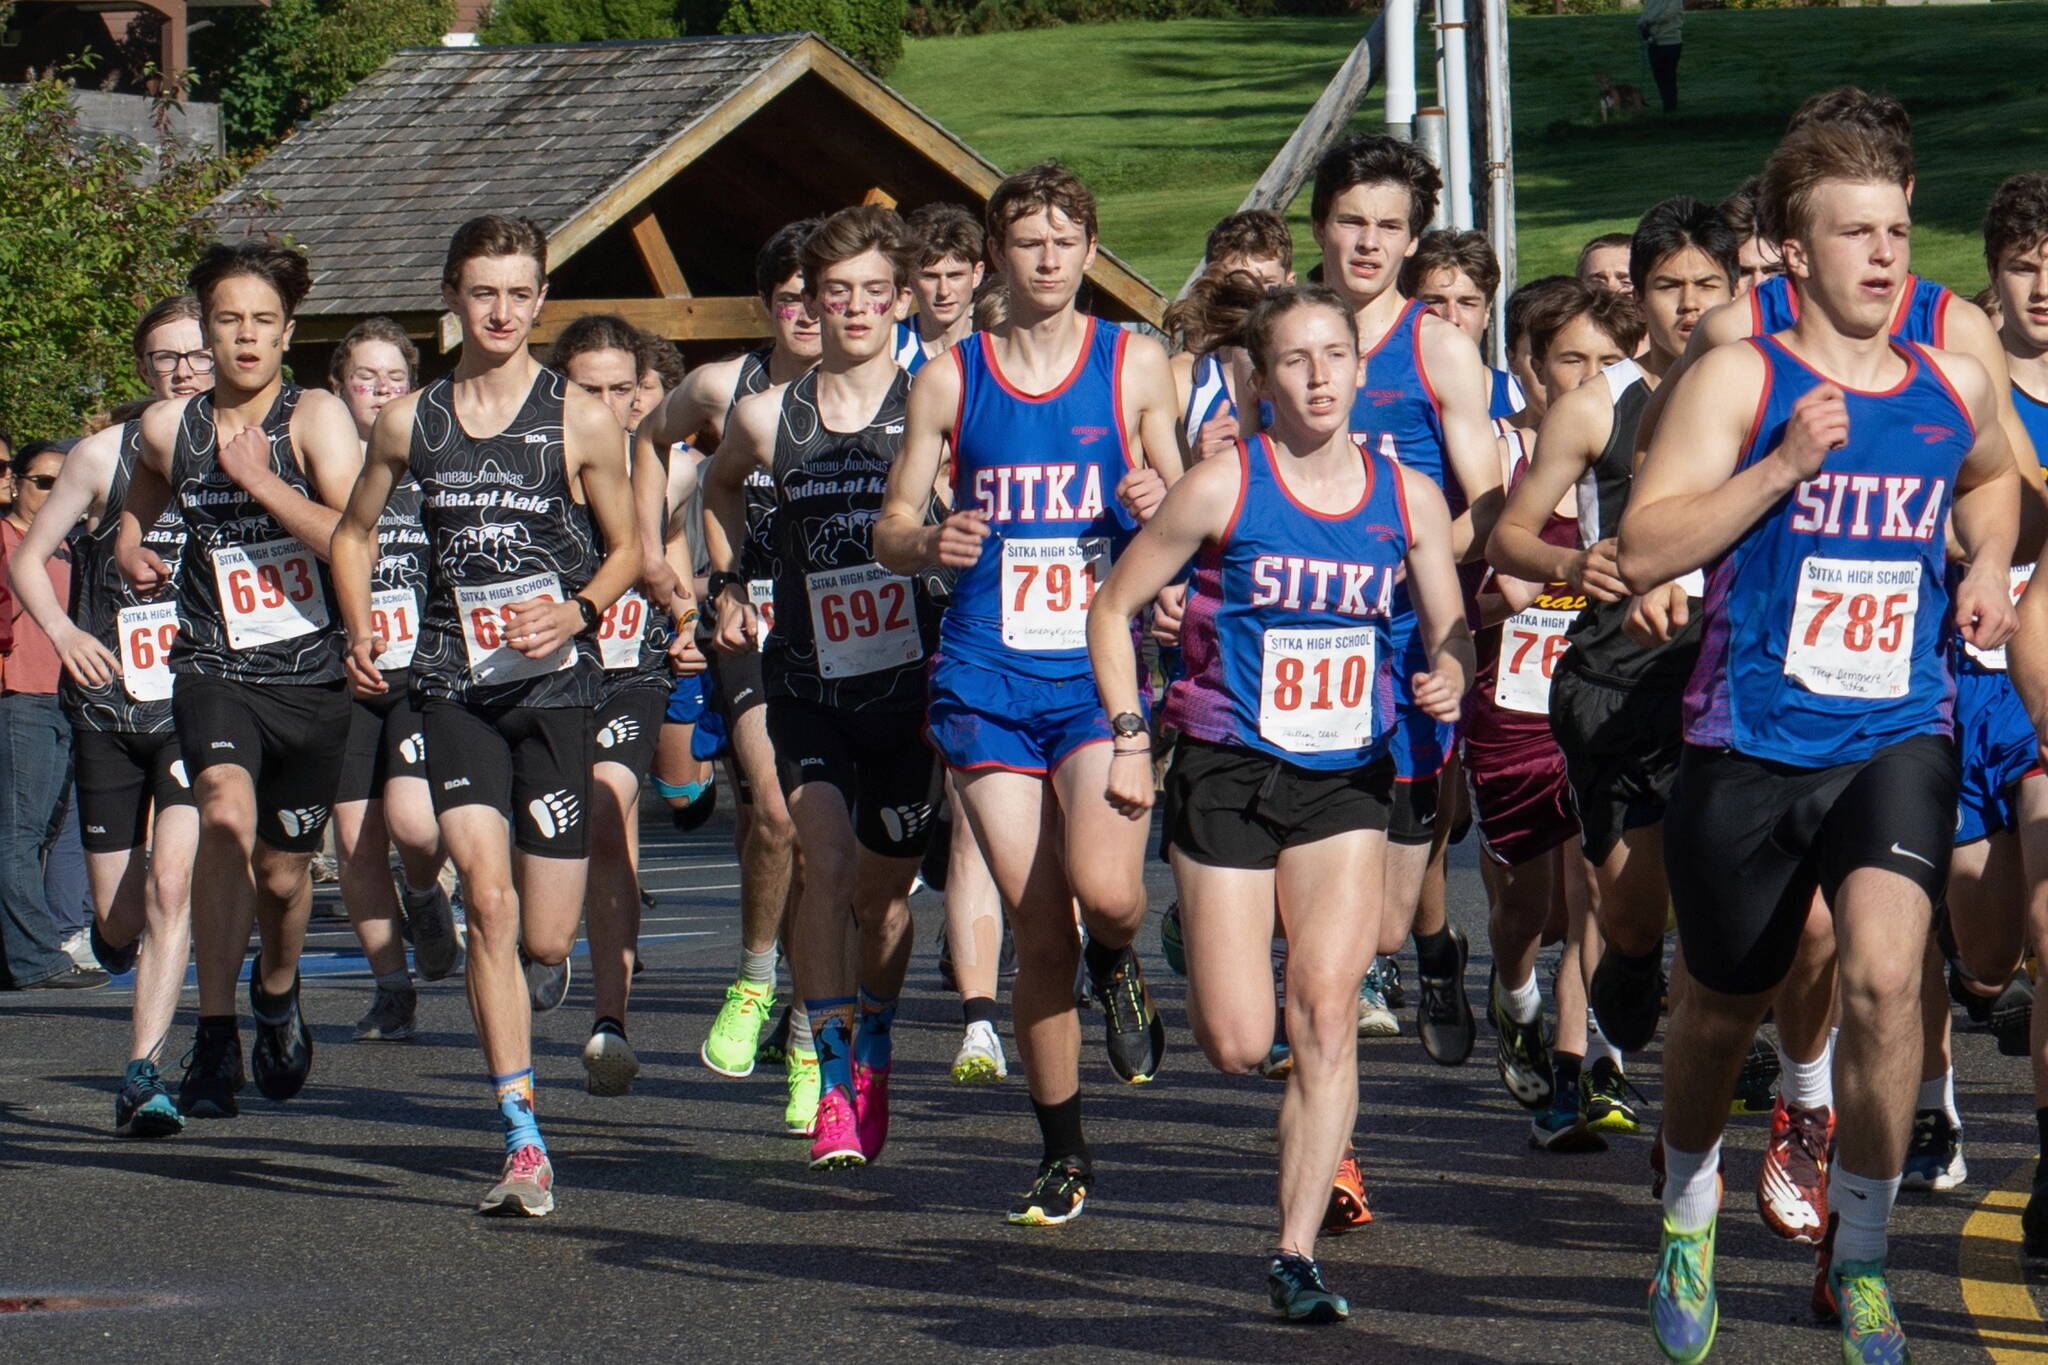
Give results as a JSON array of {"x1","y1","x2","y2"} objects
[
  {"x1": 627, "y1": 206, "x2": 691, "y2": 298},
  {"x1": 1176, "y1": 15, "x2": 1386, "y2": 297},
  {"x1": 861, "y1": 186, "x2": 898, "y2": 210}
]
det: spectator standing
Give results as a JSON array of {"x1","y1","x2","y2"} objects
[{"x1": 1639, "y1": 0, "x2": 1684, "y2": 114}]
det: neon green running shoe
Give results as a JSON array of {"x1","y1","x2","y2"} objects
[
  {"x1": 701, "y1": 979, "x2": 775, "y2": 1078},
  {"x1": 1831, "y1": 1258, "x2": 1910, "y2": 1364},
  {"x1": 1649, "y1": 1215, "x2": 1718, "y2": 1364},
  {"x1": 784, "y1": 1046, "x2": 820, "y2": 1136}
]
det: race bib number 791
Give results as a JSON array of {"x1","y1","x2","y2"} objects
[
  {"x1": 1001, "y1": 537, "x2": 1108, "y2": 651},
  {"x1": 1783, "y1": 556, "x2": 1920, "y2": 699}
]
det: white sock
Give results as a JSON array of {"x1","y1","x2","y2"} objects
[
  {"x1": 1661, "y1": 1136, "x2": 1723, "y2": 1234},
  {"x1": 739, "y1": 945, "x2": 778, "y2": 986},
  {"x1": 1915, "y1": 1069, "x2": 1960, "y2": 1127},
  {"x1": 1501, "y1": 970, "x2": 1542, "y2": 1025},
  {"x1": 1780, "y1": 1039, "x2": 1833, "y2": 1111},
  {"x1": 1829, "y1": 1165, "x2": 1901, "y2": 1264},
  {"x1": 790, "y1": 1005, "x2": 813, "y2": 1055},
  {"x1": 1586, "y1": 1014, "x2": 1623, "y2": 1071}
]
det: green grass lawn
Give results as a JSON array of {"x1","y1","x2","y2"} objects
[{"x1": 890, "y1": 5, "x2": 2047, "y2": 298}]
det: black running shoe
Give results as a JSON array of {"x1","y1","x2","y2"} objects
[
  {"x1": 1007, "y1": 1156, "x2": 1090, "y2": 1226},
  {"x1": 758, "y1": 1002, "x2": 793, "y2": 1065},
  {"x1": 1267, "y1": 1252, "x2": 1348, "y2": 1323},
  {"x1": 1416, "y1": 926, "x2": 1475, "y2": 1066},
  {"x1": 2024, "y1": 1176, "x2": 2048, "y2": 1259},
  {"x1": 114, "y1": 1059, "x2": 184, "y2": 1137},
  {"x1": 1990, "y1": 971, "x2": 2033, "y2": 1057},
  {"x1": 522, "y1": 949, "x2": 570, "y2": 1013},
  {"x1": 1092, "y1": 945, "x2": 1165, "y2": 1083},
  {"x1": 1589, "y1": 949, "x2": 1663, "y2": 1053},
  {"x1": 89, "y1": 918, "x2": 137, "y2": 976},
  {"x1": 178, "y1": 1028, "x2": 245, "y2": 1118},
  {"x1": 1489, "y1": 969, "x2": 1553, "y2": 1110},
  {"x1": 250, "y1": 966, "x2": 314, "y2": 1102},
  {"x1": 1730, "y1": 1036, "x2": 1780, "y2": 1115}
]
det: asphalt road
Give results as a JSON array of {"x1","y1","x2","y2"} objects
[{"x1": 2, "y1": 799, "x2": 2043, "y2": 1363}]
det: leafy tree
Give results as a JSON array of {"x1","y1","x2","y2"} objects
[
  {"x1": 195, "y1": 0, "x2": 452, "y2": 151},
  {"x1": 0, "y1": 75, "x2": 252, "y2": 438},
  {"x1": 682, "y1": 0, "x2": 905, "y2": 72},
  {"x1": 478, "y1": 0, "x2": 681, "y2": 44}
]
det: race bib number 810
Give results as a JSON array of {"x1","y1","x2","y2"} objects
[
  {"x1": 1258, "y1": 626, "x2": 1377, "y2": 754},
  {"x1": 1783, "y1": 556, "x2": 1920, "y2": 699}
]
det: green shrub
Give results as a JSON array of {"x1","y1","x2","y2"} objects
[
  {"x1": 696, "y1": 0, "x2": 908, "y2": 71},
  {"x1": 477, "y1": 0, "x2": 682, "y2": 44}
]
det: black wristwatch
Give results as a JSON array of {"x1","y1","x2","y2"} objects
[
  {"x1": 1111, "y1": 711, "x2": 1146, "y2": 740},
  {"x1": 571, "y1": 594, "x2": 600, "y2": 634},
  {"x1": 706, "y1": 570, "x2": 744, "y2": 601}
]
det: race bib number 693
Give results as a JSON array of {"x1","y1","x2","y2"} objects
[
  {"x1": 1783, "y1": 556, "x2": 1920, "y2": 699},
  {"x1": 212, "y1": 538, "x2": 327, "y2": 650}
]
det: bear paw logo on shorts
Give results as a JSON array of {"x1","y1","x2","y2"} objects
[
  {"x1": 276, "y1": 804, "x2": 331, "y2": 838},
  {"x1": 878, "y1": 802, "x2": 933, "y2": 845},
  {"x1": 170, "y1": 760, "x2": 190, "y2": 788},
  {"x1": 399, "y1": 733, "x2": 425, "y2": 765},
  {"x1": 597, "y1": 715, "x2": 641, "y2": 750},
  {"x1": 529, "y1": 789, "x2": 583, "y2": 839}
]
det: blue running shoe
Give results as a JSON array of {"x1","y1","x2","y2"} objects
[
  {"x1": 115, "y1": 1059, "x2": 184, "y2": 1137},
  {"x1": 1831, "y1": 1258, "x2": 1910, "y2": 1364},
  {"x1": 1267, "y1": 1253, "x2": 1348, "y2": 1324},
  {"x1": 1649, "y1": 1215, "x2": 1718, "y2": 1364}
]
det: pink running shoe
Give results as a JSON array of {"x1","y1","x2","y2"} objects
[
  {"x1": 479, "y1": 1143, "x2": 555, "y2": 1217},
  {"x1": 854, "y1": 1061, "x2": 891, "y2": 1161},
  {"x1": 808, "y1": 1085, "x2": 865, "y2": 1169}
]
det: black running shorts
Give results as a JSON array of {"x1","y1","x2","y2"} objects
[
  {"x1": 421, "y1": 700, "x2": 594, "y2": 858},
  {"x1": 707, "y1": 645, "x2": 767, "y2": 725},
  {"x1": 1387, "y1": 768, "x2": 1441, "y2": 847},
  {"x1": 336, "y1": 676, "x2": 428, "y2": 805},
  {"x1": 767, "y1": 697, "x2": 938, "y2": 858},
  {"x1": 1165, "y1": 737, "x2": 1393, "y2": 871},
  {"x1": 73, "y1": 728, "x2": 195, "y2": 853},
  {"x1": 1665, "y1": 733, "x2": 1957, "y2": 997},
  {"x1": 172, "y1": 674, "x2": 349, "y2": 852},
  {"x1": 593, "y1": 675, "x2": 667, "y2": 777},
  {"x1": 1548, "y1": 664, "x2": 1686, "y2": 867}
]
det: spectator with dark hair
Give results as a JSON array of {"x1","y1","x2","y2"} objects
[{"x1": 1, "y1": 439, "x2": 108, "y2": 989}]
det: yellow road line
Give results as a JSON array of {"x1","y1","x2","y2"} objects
[{"x1": 1959, "y1": 1160, "x2": 2047, "y2": 1361}]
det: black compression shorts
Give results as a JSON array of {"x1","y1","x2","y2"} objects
[
  {"x1": 73, "y1": 728, "x2": 195, "y2": 853},
  {"x1": 173, "y1": 674, "x2": 348, "y2": 852},
  {"x1": 421, "y1": 700, "x2": 594, "y2": 858}
]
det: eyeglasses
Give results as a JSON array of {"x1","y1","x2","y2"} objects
[
  {"x1": 22, "y1": 474, "x2": 58, "y2": 491},
  {"x1": 144, "y1": 349, "x2": 216, "y2": 374}
]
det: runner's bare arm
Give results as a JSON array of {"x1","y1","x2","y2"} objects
[
  {"x1": 1399, "y1": 464, "x2": 1476, "y2": 721},
  {"x1": 212, "y1": 388, "x2": 360, "y2": 561},
  {"x1": 1940, "y1": 300, "x2": 2048, "y2": 559},
  {"x1": 878, "y1": 353, "x2": 984, "y2": 574},
  {"x1": 1088, "y1": 453, "x2": 1238, "y2": 818},
  {"x1": 1421, "y1": 314, "x2": 1506, "y2": 562},
  {"x1": 6, "y1": 423, "x2": 122, "y2": 687},
  {"x1": 1487, "y1": 381, "x2": 1621, "y2": 597},
  {"x1": 1938, "y1": 351, "x2": 2022, "y2": 651},
  {"x1": 1113, "y1": 336, "x2": 1185, "y2": 523},
  {"x1": 630, "y1": 425, "x2": 684, "y2": 615},
  {"x1": 641, "y1": 355, "x2": 742, "y2": 461},
  {"x1": 1631, "y1": 298, "x2": 1754, "y2": 471},
  {"x1": 558, "y1": 388, "x2": 641, "y2": 624},
  {"x1": 1617, "y1": 343, "x2": 1787, "y2": 592},
  {"x1": 703, "y1": 388, "x2": 778, "y2": 653},
  {"x1": 114, "y1": 398, "x2": 185, "y2": 591},
  {"x1": 332, "y1": 392, "x2": 415, "y2": 693}
]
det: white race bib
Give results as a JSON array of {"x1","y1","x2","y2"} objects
[
  {"x1": 1783, "y1": 556, "x2": 1920, "y2": 699},
  {"x1": 1258, "y1": 625, "x2": 1377, "y2": 754},
  {"x1": 1676, "y1": 569, "x2": 1706, "y2": 597},
  {"x1": 211, "y1": 539, "x2": 327, "y2": 650},
  {"x1": 1493, "y1": 606, "x2": 1575, "y2": 715},
  {"x1": 748, "y1": 578, "x2": 776, "y2": 645},
  {"x1": 805, "y1": 563, "x2": 922, "y2": 678},
  {"x1": 117, "y1": 602, "x2": 178, "y2": 703},
  {"x1": 597, "y1": 590, "x2": 648, "y2": 671},
  {"x1": 454, "y1": 573, "x2": 576, "y2": 685},
  {"x1": 369, "y1": 587, "x2": 420, "y2": 670},
  {"x1": 1000, "y1": 537, "x2": 1107, "y2": 651},
  {"x1": 1961, "y1": 562, "x2": 2033, "y2": 671}
]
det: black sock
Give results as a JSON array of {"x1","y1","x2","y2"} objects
[
  {"x1": 962, "y1": 997, "x2": 999, "y2": 1029},
  {"x1": 1032, "y1": 1094, "x2": 1090, "y2": 1168},
  {"x1": 1413, "y1": 926, "x2": 1458, "y2": 979},
  {"x1": 2036, "y1": 1106, "x2": 2048, "y2": 1167},
  {"x1": 1554, "y1": 1052, "x2": 1584, "y2": 1092},
  {"x1": 1615, "y1": 945, "x2": 1661, "y2": 975},
  {"x1": 250, "y1": 975, "x2": 296, "y2": 1024},
  {"x1": 1082, "y1": 936, "x2": 1126, "y2": 983},
  {"x1": 595, "y1": 1016, "x2": 626, "y2": 1040},
  {"x1": 198, "y1": 1014, "x2": 238, "y2": 1039}
]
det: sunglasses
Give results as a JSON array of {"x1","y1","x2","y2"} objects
[{"x1": 22, "y1": 474, "x2": 58, "y2": 490}]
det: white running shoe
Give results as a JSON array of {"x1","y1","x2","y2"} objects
[{"x1": 950, "y1": 1020, "x2": 1008, "y2": 1083}]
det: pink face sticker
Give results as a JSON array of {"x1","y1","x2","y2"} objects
[
  {"x1": 774, "y1": 304, "x2": 805, "y2": 322},
  {"x1": 821, "y1": 297, "x2": 850, "y2": 316}
]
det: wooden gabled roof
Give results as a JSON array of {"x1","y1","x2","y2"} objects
[{"x1": 209, "y1": 34, "x2": 1163, "y2": 329}]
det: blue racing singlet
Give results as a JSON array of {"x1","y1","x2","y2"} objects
[
  {"x1": 1685, "y1": 336, "x2": 1974, "y2": 766},
  {"x1": 1165, "y1": 435, "x2": 1408, "y2": 770},
  {"x1": 892, "y1": 320, "x2": 927, "y2": 375},
  {"x1": 1951, "y1": 381, "x2": 2048, "y2": 676},
  {"x1": 1351, "y1": 298, "x2": 1455, "y2": 511},
  {"x1": 1749, "y1": 273, "x2": 1954, "y2": 347},
  {"x1": 943, "y1": 317, "x2": 1137, "y2": 680},
  {"x1": 1488, "y1": 366, "x2": 1525, "y2": 422},
  {"x1": 1185, "y1": 350, "x2": 1235, "y2": 435}
]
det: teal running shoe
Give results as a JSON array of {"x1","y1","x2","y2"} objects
[
  {"x1": 1831, "y1": 1258, "x2": 1910, "y2": 1364},
  {"x1": 1267, "y1": 1253, "x2": 1348, "y2": 1324},
  {"x1": 1649, "y1": 1215, "x2": 1718, "y2": 1364}
]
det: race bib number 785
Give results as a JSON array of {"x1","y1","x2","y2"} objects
[{"x1": 1783, "y1": 556, "x2": 1920, "y2": 699}]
